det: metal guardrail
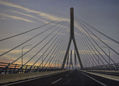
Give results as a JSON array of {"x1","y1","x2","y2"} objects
[{"x1": 83, "y1": 63, "x2": 119, "y2": 71}]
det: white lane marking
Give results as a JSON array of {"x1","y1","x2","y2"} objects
[
  {"x1": 83, "y1": 73, "x2": 107, "y2": 86},
  {"x1": 51, "y1": 78, "x2": 62, "y2": 84}
]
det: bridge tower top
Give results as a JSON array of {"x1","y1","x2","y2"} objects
[{"x1": 70, "y1": 8, "x2": 74, "y2": 38}]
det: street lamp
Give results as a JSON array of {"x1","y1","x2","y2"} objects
[
  {"x1": 103, "y1": 47, "x2": 110, "y2": 65},
  {"x1": 21, "y1": 44, "x2": 32, "y2": 66}
]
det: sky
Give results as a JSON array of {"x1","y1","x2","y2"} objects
[{"x1": 0, "y1": 0, "x2": 119, "y2": 67}]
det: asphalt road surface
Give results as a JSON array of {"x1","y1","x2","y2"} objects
[{"x1": 3, "y1": 70, "x2": 119, "y2": 86}]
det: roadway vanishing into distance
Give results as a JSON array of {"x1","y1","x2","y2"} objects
[
  {"x1": 2, "y1": 70, "x2": 119, "y2": 86},
  {"x1": 0, "y1": 8, "x2": 119, "y2": 86}
]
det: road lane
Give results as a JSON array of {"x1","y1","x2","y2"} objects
[
  {"x1": 54, "y1": 70, "x2": 102, "y2": 86},
  {"x1": 2, "y1": 70, "x2": 119, "y2": 86},
  {"x1": 82, "y1": 73, "x2": 107, "y2": 86},
  {"x1": 51, "y1": 78, "x2": 62, "y2": 84}
]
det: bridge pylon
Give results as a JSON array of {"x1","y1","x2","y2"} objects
[{"x1": 62, "y1": 8, "x2": 83, "y2": 69}]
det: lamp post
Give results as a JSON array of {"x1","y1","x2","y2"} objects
[
  {"x1": 103, "y1": 47, "x2": 110, "y2": 65},
  {"x1": 102, "y1": 46, "x2": 111, "y2": 70},
  {"x1": 108, "y1": 48, "x2": 110, "y2": 65},
  {"x1": 21, "y1": 44, "x2": 31, "y2": 66}
]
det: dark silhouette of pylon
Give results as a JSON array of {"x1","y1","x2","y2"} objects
[
  {"x1": 74, "y1": 50, "x2": 77, "y2": 67},
  {"x1": 62, "y1": 8, "x2": 83, "y2": 69},
  {"x1": 70, "y1": 50, "x2": 73, "y2": 69}
]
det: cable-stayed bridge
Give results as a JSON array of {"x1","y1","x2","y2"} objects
[{"x1": 0, "y1": 8, "x2": 119, "y2": 86}]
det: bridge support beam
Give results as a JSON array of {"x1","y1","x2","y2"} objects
[{"x1": 62, "y1": 8, "x2": 83, "y2": 69}]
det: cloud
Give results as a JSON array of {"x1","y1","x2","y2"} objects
[
  {"x1": 0, "y1": 58, "x2": 12, "y2": 63},
  {"x1": 0, "y1": 17, "x2": 7, "y2": 20},
  {"x1": 0, "y1": 1, "x2": 108, "y2": 42},
  {"x1": 0, "y1": 1, "x2": 69, "y2": 22},
  {"x1": 0, "y1": 54, "x2": 15, "y2": 64},
  {"x1": 0, "y1": 49, "x2": 29, "y2": 54},
  {"x1": 60, "y1": 49, "x2": 104, "y2": 55},
  {"x1": 0, "y1": 49, "x2": 60, "y2": 67},
  {"x1": 12, "y1": 10, "x2": 49, "y2": 23},
  {"x1": 12, "y1": 10, "x2": 36, "y2": 18},
  {"x1": 0, "y1": 13, "x2": 33, "y2": 23},
  {"x1": 0, "y1": 1, "x2": 91, "y2": 35}
]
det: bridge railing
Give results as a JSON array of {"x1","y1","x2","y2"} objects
[
  {"x1": 0, "y1": 62, "x2": 62, "y2": 74},
  {"x1": 83, "y1": 63, "x2": 119, "y2": 71}
]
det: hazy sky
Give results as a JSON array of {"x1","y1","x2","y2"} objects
[{"x1": 0, "y1": 0, "x2": 119, "y2": 67}]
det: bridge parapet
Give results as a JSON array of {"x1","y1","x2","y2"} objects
[{"x1": 0, "y1": 62, "x2": 62, "y2": 74}]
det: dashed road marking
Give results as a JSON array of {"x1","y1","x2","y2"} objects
[{"x1": 51, "y1": 78, "x2": 62, "y2": 84}]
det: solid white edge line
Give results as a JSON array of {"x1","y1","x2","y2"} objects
[
  {"x1": 83, "y1": 73, "x2": 107, "y2": 86},
  {"x1": 51, "y1": 78, "x2": 62, "y2": 84},
  {"x1": 84, "y1": 71, "x2": 119, "y2": 81}
]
